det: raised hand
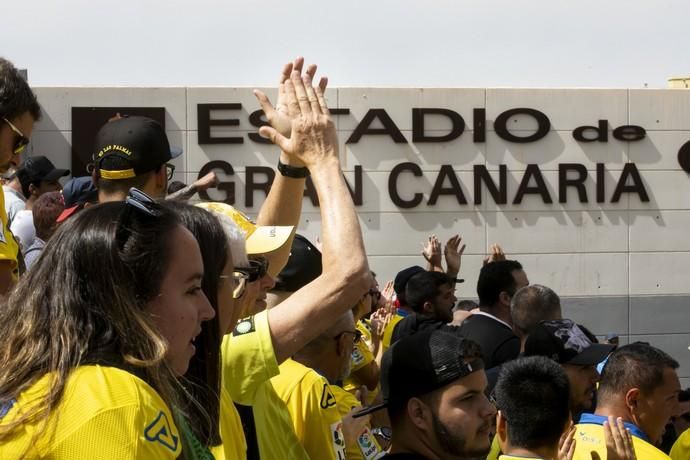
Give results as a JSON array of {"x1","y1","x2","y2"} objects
[
  {"x1": 483, "y1": 243, "x2": 506, "y2": 266},
  {"x1": 380, "y1": 280, "x2": 395, "y2": 308},
  {"x1": 558, "y1": 423, "x2": 576, "y2": 460},
  {"x1": 422, "y1": 234, "x2": 443, "y2": 272},
  {"x1": 444, "y1": 234, "x2": 466, "y2": 275},
  {"x1": 254, "y1": 65, "x2": 336, "y2": 168},
  {"x1": 601, "y1": 417, "x2": 637, "y2": 460}
]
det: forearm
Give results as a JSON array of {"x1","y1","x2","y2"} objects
[
  {"x1": 165, "y1": 184, "x2": 198, "y2": 202},
  {"x1": 309, "y1": 160, "x2": 367, "y2": 277},
  {"x1": 256, "y1": 152, "x2": 305, "y2": 277},
  {"x1": 269, "y1": 159, "x2": 369, "y2": 363}
]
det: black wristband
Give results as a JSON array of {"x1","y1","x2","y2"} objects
[{"x1": 277, "y1": 160, "x2": 310, "y2": 178}]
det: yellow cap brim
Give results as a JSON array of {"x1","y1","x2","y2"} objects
[{"x1": 246, "y1": 225, "x2": 294, "y2": 255}]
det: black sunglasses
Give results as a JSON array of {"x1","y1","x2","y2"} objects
[
  {"x1": 234, "y1": 257, "x2": 269, "y2": 283},
  {"x1": 2, "y1": 117, "x2": 29, "y2": 155},
  {"x1": 334, "y1": 330, "x2": 362, "y2": 344},
  {"x1": 116, "y1": 188, "x2": 161, "y2": 247},
  {"x1": 165, "y1": 163, "x2": 175, "y2": 181},
  {"x1": 368, "y1": 288, "x2": 381, "y2": 302}
]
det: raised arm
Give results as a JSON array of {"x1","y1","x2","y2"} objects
[
  {"x1": 254, "y1": 57, "x2": 328, "y2": 277},
  {"x1": 254, "y1": 68, "x2": 370, "y2": 363}
]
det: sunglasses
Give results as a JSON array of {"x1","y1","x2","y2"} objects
[
  {"x1": 116, "y1": 188, "x2": 161, "y2": 247},
  {"x1": 235, "y1": 257, "x2": 269, "y2": 283},
  {"x1": 368, "y1": 288, "x2": 381, "y2": 302},
  {"x1": 165, "y1": 163, "x2": 175, "y2": 181},
  {"x1": 334, "y1": 329, "x2": 362, "y2": 344},
  {"x1": 2, "y1": 117, "x2": 29, "y2": 155},
  {"x1": 229, "y1": 257, "x2": 270, "y2": 299}
]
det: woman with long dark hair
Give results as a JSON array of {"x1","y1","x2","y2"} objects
[{"x1": 0, "y1": 190, "x2": 215, "y2": 459}]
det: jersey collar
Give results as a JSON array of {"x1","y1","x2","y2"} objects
[{"x1": 578, "y1": 413, "x2": 649, "y2": 442}]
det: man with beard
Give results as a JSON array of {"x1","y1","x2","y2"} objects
[
  {"x1": 390, "y1": 271, "x2": 459, "y2": 343},
  {"x1": 523, "y1": 319, "x2": 615, "y2": 420},
  {"x1": 357, "y1": 326, "x2": 496, "y2": 459}
]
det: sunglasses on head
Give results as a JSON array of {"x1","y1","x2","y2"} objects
[
  {"x1": 116, "y1": 188, "x2": 162, "y2": 248},
  {"x1": 2, "y1": 117, "x2": 29, "y2": 155}
]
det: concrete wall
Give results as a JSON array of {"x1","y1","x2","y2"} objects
[{"x1": 28, "y1": 87, "x2": 690, "y2": 387}]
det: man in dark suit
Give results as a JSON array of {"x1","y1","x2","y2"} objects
[{"x1": 459, "y1": 260, "x2": 528, "y2": 370}]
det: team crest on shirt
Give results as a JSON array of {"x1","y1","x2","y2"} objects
[
  {"x1": 357, "y1": 429, "x2": 380, "y2": 460},
  {"x1": 233, "y1": 316, "x2": 256, "y2": 336},
  {"x1": 144, "y1": 411, "x2": 179, "y2": 451},
  {"x1": 351, "y1": 347, "x2": 364, "y2": 366},
  {"x1": 320, "y1": 383, "x2": 337, "y2": 409},
  {"x1": 330, "y1": 421, "x2": 347, "y2": 460}
]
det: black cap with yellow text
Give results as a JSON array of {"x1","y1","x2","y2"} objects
[
  {"x1": 354, "y1": 326, "x2": 484, "y2": 417},
  {"x1": 94, "y1": 116, "x2": 181, "y2": 180}
]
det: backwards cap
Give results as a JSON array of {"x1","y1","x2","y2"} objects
[
  {"x1": 355, "y1": 326, "x2": 484, "y2": 417},
  {"x1": 94, "y1": 116, "x2": 182, "y2": 180},
  {"x1": 195, "y1": 202, "x2": 293, "y2": 255},
  {"x1": 524, "y1": 319, "x2": 615, "y2": 366}
]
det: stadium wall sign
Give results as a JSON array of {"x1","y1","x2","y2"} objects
[{"x1": 195, "y1": 104, "x2": 655, "y2": 208}]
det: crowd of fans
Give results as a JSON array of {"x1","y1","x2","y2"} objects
[{"x1": 0, "y1": 55, "x2": 687, "y2": 460}]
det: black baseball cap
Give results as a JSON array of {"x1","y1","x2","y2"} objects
[
  {"x1": 56, "y1": 177, "x2": 98, "y2": 223},
  {"x1": 393, "y1": 266, "x2": 425, "y2": 300},
  {"x1": 354, "y1": 326, "x2": 484, "y2": 417},
  {"x1": 524, "y1": 319, "x2": 615, "y2": 366},
  {"x1": 273, "y1": 234, "x2": 322, "y2": 292},
  {"x1": 94, "y1": 116, "x2": 182, "y2": 180},
  {"x1": 17, "y1": 156, "x2": 69, "y2": 187}
]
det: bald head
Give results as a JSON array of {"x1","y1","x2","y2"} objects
[{"x1": 510, "y1": 285, "x2": 562, "y2": 339}]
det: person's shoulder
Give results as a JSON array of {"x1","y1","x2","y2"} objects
[
  {"x1": 670, "y1": 428, "x2": 690, "y2": 460},
  {"x1": 64, "y1": 365, "x2": 170, "y2": 411},
  {"x1": 632, "y1": 436, "x2": 671, "y2": 459}
]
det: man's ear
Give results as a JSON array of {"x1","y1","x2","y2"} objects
[
  {"x1": 407, "y1": 397, "x2": 432, "y2": 432},
  {"x1": 625, "y1": 388, "x2": 640, "y2": 413},
  {"x1": 422, "y1": 301, "x2": 434, "y2": 315},
  {"x1": 335, "y1": 334, "x2": 348, "y2": 357},
  {"x1": 28, "y1": 183, "x2": 38, "y2": 197},
  {"x1": 499, "y1": 291, "x2": 512, "y2": 307},
  {"x1": 496, "y1": 410, "x2": 509, "y2": 449},
  {"x1": 91, "y1": 170, "x2": 100, "y2": 187},
  {"x1": 154, "y1": 165, "x2": 166, "y2": 190}
]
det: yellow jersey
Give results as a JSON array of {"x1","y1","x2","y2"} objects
[
  {"x1": 214, "y1": 309, "x2": 281, "y2": 460},
  {"x1": 486, "y1": 435, "x2": 501, "y2": 460},
  {"x1": 344, "y1": 321, "x2": 380, "y2": 405},
  {"x1": 331, "y1": 385, "x2": 385, "y2": 460},
  {"x1": 382, "y1": 312, "x2": 406, "y2": 352},
  {"x1": 574, "y1": 414, "x2": 670, "y2": 460},
  {"x1": 271, "y1": 358, "x2": 347, "y2": 460},
  {"x1": 670, "y1": 427, "x2": 690, "y2": 460},
  {"x1": 0, "y1": 187, "x2": 19, "y2": 281},
  {"x1": 0, "y1": 365, "x2": 181, "y2": 459}
]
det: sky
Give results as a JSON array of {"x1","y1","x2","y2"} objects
[{"x1": 2, "y1": 0, "x2": 689, "y2": 88}]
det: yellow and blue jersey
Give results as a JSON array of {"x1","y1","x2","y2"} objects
[{"x1": 574, "y1": 413, "x2": 670, "y2": 460}]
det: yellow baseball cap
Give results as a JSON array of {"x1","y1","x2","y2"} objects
[{"x1": 196, "y1": 202, "x2": 294, "y2": 255}]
